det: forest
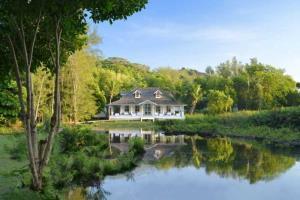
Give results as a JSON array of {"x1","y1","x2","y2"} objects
[{"x1": 1, "y1": 34, "x2": 300, "y2": 125}]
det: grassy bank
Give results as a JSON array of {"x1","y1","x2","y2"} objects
[
  {"x1": 157, "y1": 106, "x2": 300, "y2": 144},
  {"x1": 0, "y1": 126, "x2": 23, "y2": 135},
  {"x1": 0, "y1": 126, "x2": 144, "y2": 199},
  {"x1": 0, "y1": 134, "x2": 29, "y2": 199},
  {"x1": 91, "y1": 120, "x2": 158, "y2": 130}
]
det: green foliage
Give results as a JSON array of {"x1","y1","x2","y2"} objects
[
  {"x1": 94, "y1": 119, "x2": 158, "y2": 130},
  {"x1": 48, "y1": 126, "x2": 144, "y2": 189},
  {"x1": 94, "y1": 61, "x2": 206, "y2": 112},
  {"x1": 194, "y1": 57, "x2": 298, "y2": 111},
  {"x1": 285, "y1": 90, "x2": 300, "y2": 106},
  {"x1": 158, "y1": 107, "x2": 300, "y2": 143},
  {"x1": 32, "y1": 66, "x2": 54, "y2": 123},
  {"x1": 250, "y1": 107, "x2": 300, "y2": 130},
  {"x1": 128, "y1": 137, "x2": 145, "y2": 155},
  {"x1": 207, "y1": 90, "x2": 233, "y2": 114},
  {"x1": 207, "y1": 138, "x2": 233, "y2": 162},
  {"x1": 59, "y1": 126, "x2": 108, "y2": 155},
  {"x1": 61, "y1": 48, "x2": 99, "y2": 122},
  {"x1": 0, "y1": 126, "x2": 144, "y2": 197},
  {"x1": 188, "y1": 83, "x2": 203, "y2": 114},
  {"x1": 153, "y1": 136, "x2": 295, "y2": 184},
  {"x1": 28, "y1": 53, "x2": 300, "y2": 122},
  {"x1": 7, "y1": 137, "x2": 27, "y2": 161},
  {"x1": 0, "y1": 80, "x2": 19, "y2": 125}
]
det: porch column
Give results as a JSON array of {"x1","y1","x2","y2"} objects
[
  {"x1": 161, "y1": 105, "x2": 165, "y2": 114},
  {"x1": 109, "y1": 106, "x2": 114, "y2": 117},
  {"x1": 181, "y1": 106, "x2": 185, "y2": 118},
  {"x1": 140, "y1": 104, "x2": 143, "y2": 116},
  {"x1": 130, "y1": 105, "x2": 134, "y2": 114},
  {"x1": 151, "y1": 104, "x2": 155, "y2": 116},
  {"x1": 120, "y1": 105, "x2": 124, "y2": 114}
]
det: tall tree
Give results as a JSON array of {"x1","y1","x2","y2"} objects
[
  {"x1": 189, "y1": 83, "x2": 203, "y2": 114},
  {"x1": 205, "y1": 66, "x2": 214, "y2": 75},
  {"x1": 0, "y1": 0, "x2": 148, "y2": 190},
  {"x1": 61, "y1": 49, "x2": 98, "y2": 123},
  {"x1": 32, "y1": 66, "x2": 54, "y2": 123},
  {"x1": 207, "y1": 90, "x2": 233, "y2": 114}
]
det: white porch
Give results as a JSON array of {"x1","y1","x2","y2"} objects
[{"x1": 108, "y1": 102, "x2": 185, "y2": 121}]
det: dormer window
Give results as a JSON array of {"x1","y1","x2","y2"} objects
[
  {"x1": 133, "y1": 90, "x2": 141, "y2": 98},
  {"x1": 154, "y1": 90, "x2": 162, "y2": 98}
]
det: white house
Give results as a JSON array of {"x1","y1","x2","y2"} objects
[{"x1": 107, "y1": 87, "x2": 185, "y2": 121}]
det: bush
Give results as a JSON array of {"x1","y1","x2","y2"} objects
[
  {"x1": 47, "y1": 125, "x2": 144, "y2": 189},
  {"x1": 128, "y1": 137, "x2": 144, "y2": 155},
  {"x1": 59, "y1": 126, "x2": 108, "y2": 155},
  {"x1": 250, "y1": 107, "x2": 300, "y2": 130},
  {"x1": 8, "y1": 136, "x2": 27, "y2": 160}
]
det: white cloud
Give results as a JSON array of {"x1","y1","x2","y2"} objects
[{"x1": 128, "y1": 22, "x2": 257, "y2": 43}]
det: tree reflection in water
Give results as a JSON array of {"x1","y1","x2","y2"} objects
[
  {"x1": 154, "y1": 136, "x2": 295, "y2": 184},
  {"x1": 75, "y1": 136, "x2": 296, "y2": 199},
  {"x1": 191, "y1": 136, "x2": 202, "y2": 168},
  {"x1": 125, "y1": 171, "x2": 135, "y2": 182},
  {"x1": 85, "y1": 182, "x2": 111, "y2": 200}
]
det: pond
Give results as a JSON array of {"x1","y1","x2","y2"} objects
[{"x1": 69, "y1": 129, "x2": 300, "y2": 200}]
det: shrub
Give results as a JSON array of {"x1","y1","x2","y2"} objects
[
  {"x1": 128, "y1": 137, "x2": 144, "y2": 155},
  {"x1": 59, "y1": 126, "x2": 108, "y2": 154},
  {"x1": 250, "y1": 107, "x2": 300, "y2": 130},
  {"x1": 48, "y1": 126, "x2": 143, "y2": 189}
]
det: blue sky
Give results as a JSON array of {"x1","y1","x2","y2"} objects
[{"x1": 89, "y1": 0, "x2": 300, "y2": 81}]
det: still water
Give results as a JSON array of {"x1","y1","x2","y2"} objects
[{"x1": 72, "y1": 129, "x2": 300, "y2": 200}]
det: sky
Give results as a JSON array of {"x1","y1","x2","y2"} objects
[{"x1": 89, "y1": 0, "x2": 300, "y2": 81}]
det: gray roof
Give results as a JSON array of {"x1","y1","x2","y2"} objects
[{"x1": 109, "y1": 87, "x2": 184, "y2": 106}]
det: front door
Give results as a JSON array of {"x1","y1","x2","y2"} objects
[{"x1": 144, "y1": 104, "x2": 151, "y2": 115}]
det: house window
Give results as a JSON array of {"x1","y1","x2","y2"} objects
[
  {"x1": 174, "y1": 106, "x2": 181, "y2": 114},
  {"x1": 154, "y1": 90, "x2": 162, "y2": 98},
  {"x1": 156, "y1": 106, "x2": 161, "y2": 113},
  {"x1": 114, "y1": 106, "x2": 120, "y2": 114},
  {"x1": 124, "y1": 105, "x2": 129, "y2": 113},
  {"x1": 134, "y1": 90, "x2": 141, "y2": 98},
  {"x1": 135, "y1": 105, "x2": 140, "y2": 113},
  {"x1": 166, "y1": 106, "x2": 171, "y2": 113},
  {"x1": 144, "y1": 104, "x2": 151, "y2": 115}
]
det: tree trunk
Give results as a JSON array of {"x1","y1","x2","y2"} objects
[
  {"x1": 35, "y1": 75, "x2": 46, "y2": 121},
  {"x1": 189, "y1": 101, "x2": 197, "y2": 114},
  {"x1": 72, "y1": 72, "x2": 78, "y2": 123},
  {"x1": 8, "y1": 36, "x2": 41, "y2": 189},
  {"x1": 8, "y1": 15, "x2": 43, "y2": 189},
  {"x1": 109, "y1": 93, "x2": 113, "y2": 104},
  {"x1": 7, "y1": 10, "x2": 66, "y2": 191},
  {"x1": 39, "y1": 18, "x2": 62, "y2": 172}
]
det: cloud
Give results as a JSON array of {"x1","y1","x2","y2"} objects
[{"x1": 127, "y1": 22, "x2": 257, "y2": 43}]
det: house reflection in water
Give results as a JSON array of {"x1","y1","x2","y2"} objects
[{"x1": 108, "y1": 129, "x2": 185, "y2": 145}]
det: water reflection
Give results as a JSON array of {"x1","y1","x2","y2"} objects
[
  {"x1": 70, "y1": 129, "x2": 298, "y2": 200},
  {"x1": 108, "y1": 129, "x2": 185, "y2": 145},
  {"x1": 153, "y1": 136, "x2": 295, "y2": 184}
]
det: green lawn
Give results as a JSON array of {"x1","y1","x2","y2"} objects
[
  {"x1": 91, "y1": 120, "x2": 159, "y2": 130},
  {"x1": 0, "y1": 134, "x2": 32, "y2": 199}
]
